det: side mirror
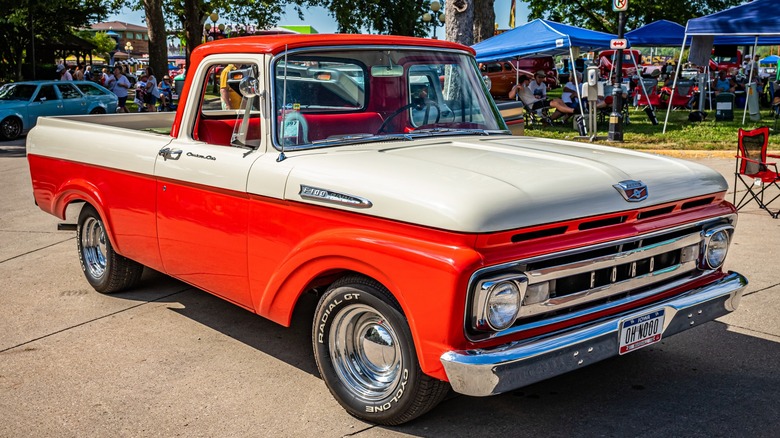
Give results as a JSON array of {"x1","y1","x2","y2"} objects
[{"x1": 239, "y1": 76, "x2": 260, "y2": 98}]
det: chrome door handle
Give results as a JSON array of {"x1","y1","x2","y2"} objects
[{"x1": 158, "y1": 147, "x2": 182, "y2": 161}]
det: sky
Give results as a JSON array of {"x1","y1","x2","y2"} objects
[{"x1": 107, "y1": 0, "x2": 531, "y2": 38}]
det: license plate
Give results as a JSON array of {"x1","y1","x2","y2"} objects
[{"x1": 619, "y1": 309, "x2": 665, "y2": 355}]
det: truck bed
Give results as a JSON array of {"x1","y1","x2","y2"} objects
[{"x1": 45, "y1": 112, "x2": 177, "y2": 136}]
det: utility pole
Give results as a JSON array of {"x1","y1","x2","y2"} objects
[{"x1": 608, "y1": 0, "x2": 628, "y2": 142}]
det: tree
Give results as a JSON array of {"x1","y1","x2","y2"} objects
[
  {"x1": 524, "y1": 0, "x2": 742, "y2": 34},
  {"x1": 297, "y1": 0, "x2": 428, "y2": 36},
  {"x1": 0, "y1": 0, "x2": 109, "y2": 80},
  {"x1": 144, "y1": 0, "x2": 167, "y2": 86},
  {"x1": 445, "y1": 0, "x2": 473, "y2": 46},
  {"x1": 472, "y1": 0, "x2": 495, "y2": 44}
]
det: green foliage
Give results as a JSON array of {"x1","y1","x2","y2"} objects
[
  {"x1": 525, "y1": 0, "x2": 743, "y2": 33},
  {"x1": 78, "y1": 31, "x2": 120, "y2": 56},
  {"x1": 294, "y1": 0, "x2": 429, "y2": 36},
  {"x1": 0, "y1": 0, "x2": 110, "y2": 80}
]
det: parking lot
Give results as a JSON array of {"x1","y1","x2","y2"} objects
[{"x1": 1, "y1": 137, "x2": 779, "y2": 437}]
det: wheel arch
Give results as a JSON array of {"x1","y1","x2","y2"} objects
[
  {"x1": 52, "y1": 182, "x2": 120, "y2": 253},
  {"x1": 256, "y1": 230, "x2": 483, "y2": 379},
  {"x1": 1, "y1": 114, "x2": 26, "y2": 137}
]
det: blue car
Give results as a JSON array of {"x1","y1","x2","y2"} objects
[{"x1": 0, "y1": 80, "x2": 118, "y2": 140}]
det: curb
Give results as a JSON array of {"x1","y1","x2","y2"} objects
[{"x1": 639, "y1": 149, "x2": 734, "y2": 159}]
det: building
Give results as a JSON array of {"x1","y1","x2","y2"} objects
[{"x1": 90, "y1": 21, "x2": 149, "y2": 58}]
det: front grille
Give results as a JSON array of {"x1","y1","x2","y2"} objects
[{"x1": 467, "y1": 216, "x2": 735, "y2": 341}]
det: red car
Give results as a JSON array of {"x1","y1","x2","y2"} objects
[{"x1": 480, "y1": 57, "x2": 559, "y2": 99}]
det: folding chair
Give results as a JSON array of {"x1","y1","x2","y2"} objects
[
  {"x1": 734, "y1": 126, "x2": 780, "y2": 218},
  {"x1": 600, "y1": 83, "x2": 630, "y2": 125},
  {"x1": 635, "y1": 78, "x2": 661, "y2": 108},
  {"x1": 666, "y1": 79, "x2": 696, "y2": 109}
]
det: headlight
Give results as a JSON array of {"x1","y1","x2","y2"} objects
[
  {"x1": 702, "y1": 226, "x2": 732, "y2": 269},
  {"x1": 486, "y1": 281, "x2": 521, "y2": 331}
]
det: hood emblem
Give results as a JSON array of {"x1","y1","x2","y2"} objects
[
  {"x1": 299, "y1": 185, "x2": 373, "y2": 209},
  {"x1": 613, "y1": 180, "x2": 648, "y2": 202}
]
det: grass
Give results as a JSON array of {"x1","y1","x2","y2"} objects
[
  {"x1": 523, "y1": 107, "x2": 779, "y2": 150},
  {"x1": 524, "y1": 88, "x2": 780, "y2": 151}
]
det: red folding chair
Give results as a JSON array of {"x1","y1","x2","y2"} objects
[
  {"x1": 734, "y1": 126, "x2": 780, "y2": 218},
  {"x1": 667, "y1": 79, "x2": 696, "y2": 109},
  {"x1": 635, "y1": 78, "x2": 660, "y2": 108}
]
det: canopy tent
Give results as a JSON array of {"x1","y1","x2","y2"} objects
[
  {"x1": 625, "y1": 20, "x2": 691, "y2": 47},
  {"x1": 627, "y1": 19, "x2": 780, "y2": 47},
  {"x1": 664, "y1": 0, "x2": 780, "y2": 131},
  {"x1": 473, "y1": 19, "x2": 618, "y2": 131},
  {"x1": 473, "y1": 19, "x2": 617, "y2": 62},
  {"x1": 760, "y1": 55, "x2": 779, "y2": 65}
]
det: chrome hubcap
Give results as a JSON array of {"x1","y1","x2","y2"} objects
[
  {"x1": 80, "y1": 217, "x2": 107, "y2": 279},
  {"x1": 329, "y1": 304, "x2": 402, "y2": 400}
]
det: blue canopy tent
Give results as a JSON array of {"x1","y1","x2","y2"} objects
[
  {"x1": 473, "y1": 19, "x2": 618, "y2": 125},
  {"x1": 760, "y1": 55, "x2": 779, "y2": 65},
  {"x1": 664, "y1": 0, "x2": 780, "y2": 130},
  {"x1": 627, "y1": 19, "x2": 780, "y2": 47}
]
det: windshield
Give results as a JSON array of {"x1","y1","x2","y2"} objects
[
  {"x1": 272, "y1": 48, "x2": 506, "y2": 149},
  {"x1": 0, "y1": 84, "x2": 37, "y2": 101}
]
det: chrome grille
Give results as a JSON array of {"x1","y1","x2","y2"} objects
[{"x1": 467, "y1": 216, "x2": 736, "y2": 341}]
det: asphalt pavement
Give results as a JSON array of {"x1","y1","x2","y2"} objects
[{"x1": 1, "y1": 137, "x2": 779, "y2": 437}]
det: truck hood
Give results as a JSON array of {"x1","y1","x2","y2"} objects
[{"x1": 282, "y1": 136, "x2": 727, "y2": 233}]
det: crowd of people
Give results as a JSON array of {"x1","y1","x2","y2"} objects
[{"x1": 54, "y1": 62, "x2": 176, "y2": 113}]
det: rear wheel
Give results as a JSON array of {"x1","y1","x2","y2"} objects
[
  {"x1": 313, "y1": 275, "x2": 449, "y2": 425},
  {"x1": 77, "y1": 205, "x2": 143, "y2": 293},
  {"x1": 0, "y1": 117, "x2": 22, "y2": 141}
]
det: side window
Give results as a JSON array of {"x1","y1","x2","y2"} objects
[
  {"x1": 193, "y1": 62, "x2": 261, "y2": 147},
  {"x1": 34, "y1": 85, "x2": 58, "y2": 102},
  {"x1": 503, "y1": 62, "x2": 513, "y2": 72},
  {"x1": 486, "y1": 63, "x2": 502, "y2": 73},
  {"x1": 76, "y1": 83, "x2": 106, "y2": 96},
  {"x1": 56, "y1": 83, "x2": 82, "y2": 99}
]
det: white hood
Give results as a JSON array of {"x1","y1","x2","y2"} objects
[{"x1": 280, "y1": 136, "x2": 727, "y2": 233}]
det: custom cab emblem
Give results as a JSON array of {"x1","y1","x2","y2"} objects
[
  {"x1": 299, "y1": 185, "x2": 372, "y2": 209},
  {"x1": 613, "y1": 180, "x2": 648, "y2": 202}
]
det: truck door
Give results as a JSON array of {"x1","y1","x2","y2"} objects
[{"x1": 154, "y1": 60, "x2": 263, "y2": 309}]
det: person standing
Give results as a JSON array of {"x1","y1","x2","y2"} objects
[
  {"x1": 144, "y1": 66, "x2": 160, "y2": 112},
  {"x1": 74, "y1": 65, "x2": 84, "y2": 81},
  {"x1": 105, "y1": 66, "x2": 131, "y2": 113},
  {"x1": 56, "y1": 64, "x2": 73, "y2": 81}
]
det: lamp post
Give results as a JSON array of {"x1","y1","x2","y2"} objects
[
  {"x1": 422, "y1": 1, "x2": 445, "y2": 40},
  {"x1": 204, "y1": 12, "x2": 225, "y2": 42},
  {"x1": 124, "y1": 42, "x2": 133, "y2": 58}
]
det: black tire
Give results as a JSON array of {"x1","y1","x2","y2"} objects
[
  {"x1": 0, "y1": 117, "x2": 22, "y2": 141},
  {"x1": 90, "y1": 107, "x2": 106, "y2": 114},
  {"x1": 313, "y1": 275, "x2": 449, "y2": 425},
  {"x1": 76, "y1": 205, "x2": 143, "y2": 293}
]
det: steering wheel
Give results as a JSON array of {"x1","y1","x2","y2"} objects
[{"x1": 377, "y1": 100, "x2": 441, "y2": 134}]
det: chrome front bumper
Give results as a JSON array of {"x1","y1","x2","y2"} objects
[{"x1": 440, "y1": 271, "x2": 747, "y2": 397}]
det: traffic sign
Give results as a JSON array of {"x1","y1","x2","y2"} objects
[
  {"x1": 610, "y1": 39, "x2": 628, "y2": 49},
  {"x1": 612, "y1": 0, "x2": 628, "y2": 12}
]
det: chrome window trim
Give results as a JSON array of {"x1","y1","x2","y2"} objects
[
  {"x1": 268, "y1": 45, "x2": 486, "y2": 152},
  {"x1": 464, "y1": 214, "x2": 736, "y2": 342}
]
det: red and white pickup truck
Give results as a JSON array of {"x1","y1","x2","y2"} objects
[{"x1": 27, "y1": 35, "x2": 747, "y2": 425}]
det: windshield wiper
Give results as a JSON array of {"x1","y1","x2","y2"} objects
[
  {"x1": 410, "y1": 128, "x2": 509, "y2": 136},
  {"x1": 310, "y1": 133, "x2": 414, "y2": 147}
]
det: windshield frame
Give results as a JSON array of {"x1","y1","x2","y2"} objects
[{"x1": 269, "y1": 45, "x2": 507, "y2": 152}]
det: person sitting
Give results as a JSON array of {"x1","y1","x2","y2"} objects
[
  {"x1": 712, "y1": 70, "x2": 734, "y2": 96},
  {"x1": 509, "y1": 75, "x2": 578, "y2": 122},
  {"x1": 528, "y1": 70, "x2": 548, "y2": 100}
]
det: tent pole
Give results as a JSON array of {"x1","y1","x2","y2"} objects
[
  {"x1": 571, "y1": 46, "x2": 586, "y2": 131},
  {"x1": 742, "y1": 36, "x2": 759, "y2": 124},
  {"x1": 515, "y1": 57, "x2": 520, "y2": 101},
  {"x1": 663, "y1": 36, "x2": 687, "y2": 134}
]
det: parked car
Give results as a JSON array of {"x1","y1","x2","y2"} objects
[
  {"x1": 480, "y1": 60, "x2": 558, "y2": 99},
  {"x1": 0, "y1": 81, "x2": 117, "y2": 140},
  {"x1": 27, "y1": 35, "x2": 747, "y2": 425}
]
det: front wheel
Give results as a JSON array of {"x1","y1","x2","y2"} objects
[
  {"x1": 77, "y1": 205, "x2": 143, "y2": 293},
  {"x1": 313, "y1": 275, "x2": 449, "y2": 425},
  {"x1": 0, "y1": 117, "x2": 22, "y2": 141}
]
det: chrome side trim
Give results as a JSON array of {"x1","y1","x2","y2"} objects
[
  {"x1": 443, "y1": 271, "x2": 747, "y2": 397},
  {"x1": 299, "y1": 185, "x2": 373, "y2": 209}
]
